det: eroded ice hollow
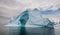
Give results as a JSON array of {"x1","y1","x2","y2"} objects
[{"x1": 4, "y1": 8, "x2": 58, "y2": 28}]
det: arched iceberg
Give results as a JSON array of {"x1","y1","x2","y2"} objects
[{"x1": 5, "y1": 8, "x2": 54, "y2": 27}]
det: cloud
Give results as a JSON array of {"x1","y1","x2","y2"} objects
[
  {"x1": 41, "y1": 8, "x2": 60, "y2": 15},
  {"x1": 16, "y1": 0, "x2": 60, "y2": 9},
  {"x1": 0, "y1": 0, "x2": 60, "y2": 17},
  {"x1": 0, "y1": 0, "x2": 26, "y2": 17}
]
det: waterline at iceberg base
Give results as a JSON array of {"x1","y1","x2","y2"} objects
[{"x1": 5, "y1": 26, "x2": 55, "y2": 35}]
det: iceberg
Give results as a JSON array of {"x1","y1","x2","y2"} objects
[{"x1": 5, "y1": 8, "x2": 54, "y2": 27}]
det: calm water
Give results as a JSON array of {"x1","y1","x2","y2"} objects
[{"x1": 6, "y1": 26, "x2": 55, "y2": 35}]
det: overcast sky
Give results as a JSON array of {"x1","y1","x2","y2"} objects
[{"x1": 0, "y1": 0, "x2": 60, "y2": 22}]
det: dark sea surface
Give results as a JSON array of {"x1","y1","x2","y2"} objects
[{"x1": 6, "y1": 26, "x2": 55, "y2": 35}]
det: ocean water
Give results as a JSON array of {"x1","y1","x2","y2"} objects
[{"x1": 5, "y1": 26, "x2": 55, "y2": 35}]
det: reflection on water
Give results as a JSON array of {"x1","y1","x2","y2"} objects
[
  {"x1": 19, "y1": 27, "x2": 27, "y2": 35},
  {"x1": 26, "y1": 27, "x2": 55, "y2": 35},
  {"x1": 7, "y1": 26, "x2": 55, "y2": 35}
]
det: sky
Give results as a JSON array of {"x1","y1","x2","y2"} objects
[{"x1": 0, "y1": 0, "x2": 60, "y2": 22}]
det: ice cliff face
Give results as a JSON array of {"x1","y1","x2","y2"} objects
[{"x1": 5, "y1": 8, "x2": 54, "y2": 27}]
